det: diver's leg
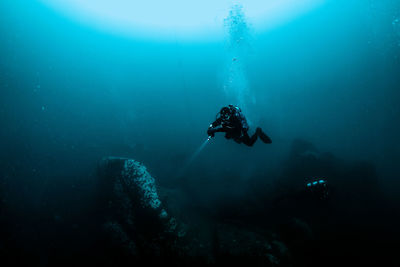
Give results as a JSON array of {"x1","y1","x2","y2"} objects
[
  {"x1": 241, "y1": 132, "x2": 258, "y2": 146},
  {"x1": 256, "y1": 127, "x2": 272, "y2": 144}
]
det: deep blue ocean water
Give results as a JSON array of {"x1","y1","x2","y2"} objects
[{"x1": 1, "y1": 0, "x2": 399, "y2": 266}]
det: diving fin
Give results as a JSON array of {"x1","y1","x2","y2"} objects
[{"x1": 256, "y1": 127, "x2": 272, "y2": 144}]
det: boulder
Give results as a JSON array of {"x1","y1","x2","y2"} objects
[
  {"x1": 97, "y1": 157, "x2": 289, "y2": 266},
  {"x1": 97, "y1": 157, "x2": 182, "y2": 259}
]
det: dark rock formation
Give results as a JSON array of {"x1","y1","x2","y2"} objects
[
  {"x1": 213, "y1": 224, "x2": 290, "y2": 266},
  {"x1": 276, "y1": 139, "x2": 383, "y2": 220},
  {"x1": 97, "y1": 157, "x2": 184, "y2": 261},
  {"x1": 97, "y1": 156, "x2": 290, "y2": 266},
  {"x1": 269, "y1": 139, "x2": 388, "y2": 267}
]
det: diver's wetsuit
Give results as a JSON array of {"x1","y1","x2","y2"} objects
[{"x1": 207, "y1": 105, "x2": 272, "y2": 146}]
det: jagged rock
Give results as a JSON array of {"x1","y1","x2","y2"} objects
[
  {"x1": 278, "y1": 139, "x2": 383, "y2": 219},
  {"x1": 214, "y1": 224, "x2": 290, "y2": 266},
  {"x1": 97, "y1": 157, "x2": 183, "y2": 259},
  {"x1": 97, "y1": 157, "x2": 289, "y2": 265},
  {"x1": 103, "y1": 221, "x2": 137, "y2": 257}
]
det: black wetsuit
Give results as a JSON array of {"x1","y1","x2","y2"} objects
[{"x1": 207, "y1": 105, "x2": 272, "y2": 147}]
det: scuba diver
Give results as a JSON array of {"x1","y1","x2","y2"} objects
[{"x1": 207, "y1": 105, "x2": 272, "y2": 146}]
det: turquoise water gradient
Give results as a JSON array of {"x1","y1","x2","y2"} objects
[
  {"x1": 1, "y1": 0, "x2": 400, "y2": 194},
  {"x1": 38, "y1": 0, "x2": 325, "y2": 40}
]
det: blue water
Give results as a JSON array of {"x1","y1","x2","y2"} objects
[{"x1": 1, "y1": 0, "x2": 400, "y2": 266}]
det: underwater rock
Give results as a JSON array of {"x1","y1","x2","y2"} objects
[
  {"x1": 214, "y1": 224, "x2": 289, "y2": 266},
  {"x1": 97, "y1": 157, "x2": 290, "y2": 265},
  {"x1": 274, "y1": 139, "x2": 384, "y2": 229},
  {"x1": 103, "y1": 221, "x2": 137, "y2": 257},
  {"x1": 97, "y1": 157, "x2": 183, "y2": 259}
]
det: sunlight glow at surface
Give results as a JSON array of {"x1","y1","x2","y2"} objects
[{"x1": 39, "y1": 0, "x2": 326, "y2": 40}]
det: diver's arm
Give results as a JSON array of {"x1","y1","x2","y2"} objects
[
  {"x1": 210, "y1": 117, "x2": 223, "y2": 128},
  {"x1": 207, "y1": 118, "x2": 225, "y2": 137},
  {"x1": 207, "y1": 126, "x2": 226, "y2": 137}
]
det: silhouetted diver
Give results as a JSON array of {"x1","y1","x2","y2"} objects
[{"x1": 207, "y1": 105, "x2": 272, "y2": 146}]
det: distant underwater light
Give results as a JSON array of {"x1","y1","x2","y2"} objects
[{"x1": 39, "y1": 0, "x2": 325, "y2": 40}]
